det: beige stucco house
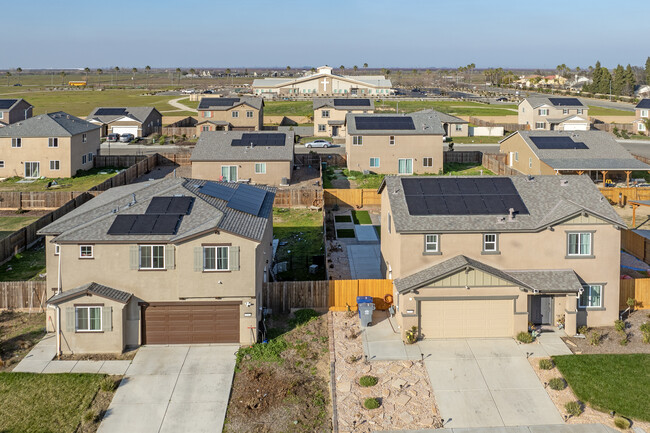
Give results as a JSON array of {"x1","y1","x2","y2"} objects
[
  {"x1": 417, "y1": 109, "x2": 469, "y2": 137},
  {"x1": 633, "y1": 99, "x2": 650, "y2": 135},
  {"x1": 86, "y1": 107, "x2": 162, "y2": 138},
  {"x1": 191, "y1": 131, "x2": 294, "y2": 186},
  {"x1": 313, "y1": 98, "x2": 374, "y2": 138},
  {"x1": 0, "y1": 111, "x2": 100, "y2": 179},
  {"x1": 196, "y1": 97, "x2": 264, "y2": 134},
  {"x1": 252, "y1": 66, "x2": 393, "y2": 98},
  {"x1": 518, "y1": 97, "x2": 589, "y2": 131},
  {"x1": 500, "y1": 130, "x2": 650, "y2": 185},
  {"x1": 0, "y1": 98, "x2": 33, "y2": 127},
  {"x1": 345, "y1": 112, "x2": 445, "y2": 175},
  {"x1": 40, "y1": 178, "x2": 275, "y2": 354},
  {"x1": 379, "y1": 175, "x2": 624, "y2": 340}
]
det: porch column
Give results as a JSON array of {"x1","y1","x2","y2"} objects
[
  {"x1": 601, "y1": 171, "x2": 608, "y2": 186},
  {"x1": 625, "y1": 171, "x2": 632, "y2": 187},
  {"x1": 564, "y1": 295, "x2": 577, "y2": 336},
  {"x1": 632, "y1": 203, "x2": 638, "y2": 227}
]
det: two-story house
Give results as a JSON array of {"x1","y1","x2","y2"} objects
[
  {"x1": 379, "y1": 175, "x2": 624, "y2": 340},
  {"x1": 312, "y1": 98, "x2": 374, "y2": 138},
  {"x1": 191, "y1": 131, "x2": 294, "y2": 186},
  {"x1": 41, "y1": 178, "x2": 275, "y2": 355},
  {"x1": 86, "y1": 107, "x2": 162, "y2": 138},
  {"x1": 518, "y1": 97, "x2": 589, "y2": 131},
  {"x1": 196, "y1": 97, "x2": 264, "y2": 134},
  {"x1": 0, "y1": 112, "x2": 100, "y2": 178},
  {"x1": 633, "y1": 99, "x2": 650, "y2": 135},
  {"x1": 345, "y1": 112, "x2": 445, "y2": 175},
  {"x1": 0, "y1": 98, "x2": 33, "y2": 127}
]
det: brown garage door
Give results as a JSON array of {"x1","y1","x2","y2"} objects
[{"x1": 143, "y1": 302, "x2": 240, "y2": 344}]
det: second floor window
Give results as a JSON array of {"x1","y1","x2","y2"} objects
[
  {"x1": 232, "y1": 111, "x2": 239, "y2": 118},
  {"x1": 322, "y1": 110, "x2": 330, "y2": 118},
  {"x1": 48, "y1": 137, "x2": 58, "y2": 147},
  {"x1": 255, "y1": 163, "x2": 266, "y2": 174},
  {"x1": 80, "y1": 245, "x2": 93, "y2": 258},
  {"x1": 11, "y1": 138, "x2": 21, "y2": 148},
  {"x1": 567, "y1": 232, "x2": 592, "y2": 256},
  {"x1": 425, "y1": 234, "x2": 439, "y2": 253},
  {"x1": 204, "y1": 111, "x2": 212, "y2": 118},
  {"x1": 389, "y1": 136, "x2": 395, "y2": 146},
  {"x1": 140, "y1": 245, "x2": 165, "y2": 269},
  {"x1": 538, "y1": 109, "x2": 549, "y2": 116},
  {"x1": 82, "y1": 133, "x2": 87, "y2": 143},
  {"x1": 483, "y1": 234, "x2": 498, "y2": 253},
  {"x1": 203, "y1": 246, "x2": 229, "y2": 271},
  {"x1": 353, "y1": 136, "x2": 363, "y2": 145},
  {"x1": 641, "y1": 109, "x2": 648, "y2": 118},
  {"x1": 246, "y1": 111, "x2": 254, "y2": 118},
  {"x1": 577, "y1": 109, "x2": 584, "y2": 115}
]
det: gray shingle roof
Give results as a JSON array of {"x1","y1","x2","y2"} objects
[
  {"x1": 379, "y1": 174, "x2": 624, "y2": 233},
  {"x1": 346, "y1": 111, "x2": 445, "y2": 136},
  {"x1": 523, "y1": 97, "x2": 586, "y2": 109},
  {"x1": 197, "y1": 97, "x2": 263, "y2": 111},
  {"x1": 313, "y1": 98, "x2": 375, "y2": 111},
  {"x1": 514, "y1": 130, "x2": 650, "y2": 171},
  {"x1": 0, "y1": 112, "x2": 100, "y2": 137},
  {"x1": 86, "y1": 107, "x2": 160, "y2": 124},
  {"x1": 190, "y1": 131, "x2": 294, "y2": 162},
  {"x1": 506, "y1": 270, "x2": 583, "y2": 293},
  {"x1": 47, "y1": 282, "x2": 132, "y2": 305},
  {"x1": 38, "y1": 178, "x2": 275, "y2": 243},
  {"x1": 415, "y1": 109, "x2": 468, "y2": 124}
]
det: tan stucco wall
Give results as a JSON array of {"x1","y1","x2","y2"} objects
[
  {"x1": 314, "y1": 107, "x2": 373, "y2": 138},
  {"x1": 499, "y1": 133, "x2": 555, "y2": 175},
  {"x1": 191, "y1": 160, "x2": 291, "y2": 186},
  {"x1": 346, "y1": 134, "x2": 444, "y2": 174},
  {"x1": 518, "y1": 100, "x2": 588, "y2": 130},
  {"x1": 198, "y1": 105, "x2": 263, "y2": 131},
  {"x1": 0, "y1": 101, "x2": 32, "y2": 126},
  {"x1": 445, "y1": 123, "x2": 469, "y2": 137}
]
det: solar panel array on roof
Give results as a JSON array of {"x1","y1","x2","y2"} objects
[
  {"x1": 198, "y1": 98, "x2": 240, "y2": 109},
  {"x1": 95, "y1": 108, "x2": 127, "y2": 116},
  {"x1": 401, "y1": 178, "x2": 529, "y2": 216},
  {"x1": 0, "y1": 99, "x2": 18, "y2": 109},
  {"x1": 333, "y1": 99, "x2": 371, "y2": 107},
  {"x1": 231, "y1": 133, "x2": 286, "y2": 147},
  {"x1": 636, "y1": 99, "x2": 650, "y2": 109},
  {"x1": 227, "y1": 184, "x2": 267, "y2": 216},
  {"x1": 355, "y1": 116, "x2": 415, "y2": 130},
  {"x1": 548, "y1": 98, "x2": 583, "y2": 107},
  {"x1": 146, "y1": 196, "x2": 194, "y2": 215},
  {"x1": 200, "y1": 182, "x2": 236, "y2": 201},
  {"x1": 529, "y1": 136, "x2": 588, "y2": 150},
  {"x1": 107, "y1": 214, "x2": 182, "y2": 235}
]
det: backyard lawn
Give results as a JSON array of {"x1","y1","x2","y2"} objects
[
  {"x1": 0, "y1": 244, "x2": 46, "y2": 281},
  {"x1": 351, "y1": 210, "x2": 372, "y2": 225},
  {"x1": 587, "y1": 105, "x2": 635, "y2": 117},
  {"x1": 264, "y1": 101, "x2": 314, "y2": 117},
  {"x1": 553, "y1": 354, "x2": 650, "y2": 422},
  {"x1": 273, "y1": 208, "x2": 325, "y2": 281},
  {"x1": 0, "y1": 311, "x2": 46, "y2": 371},
  {"x1": 0, "y1": 216, "x2": 40, "y2": 239},
  {"x1": 452, "y1": 135, "x2": 505, "y2": 144},
  {"x1": 0, "y1": 167, "x2": 124, "y2": 192}
]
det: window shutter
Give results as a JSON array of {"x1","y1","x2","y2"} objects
[
  {"x1": 229, "y1": 246, "x2": 240, "y2": 271},
  {"x1": 194, "y1": 247, "x2": 203, "y2": 272},
  {"x1": 102, "y1": 307, "x2": 112, "y2": 332},
  {"x1": 129, "y1": 246, "x2": 139, "y2": 270},
  {"x1": 65, "y1": 307, "x2": 75, "y2": 332},
  {"x1": 165, "y1": 245, "x2": 175, "y2": 270}
]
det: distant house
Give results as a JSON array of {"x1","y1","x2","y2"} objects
[
  {"x1": 518, "y1": 97, "x2": 589, "y2": 131},
  {"x1": 196, "y1": 97, "x2": 264, "y2": 134},
  {"x1": 499, "y1": 130, "x2": 650, "y2": 185},
  {"x1": 632, "y1": 99, "x2": 650, "y2": 135},
  {"x1": 0, "y1": 98, "x2": 33, "y2": 127},
  {"x1": 345, "y1": 112, "x2": 444, "y2": 175},
  {"x1": 312, "y1": 98, "x2": 374, "y2": 138},
  {"x1": 86, "y1": 107, "x2": 162, "y2": 138},
  {"x1": 416, "y1": 109, "x2": 469, "y2": 137},
  {"x1": 191, "y1": 131, "x2": 294, "y2": 186},
  {"x1": 0, "y1": 112, "x2": 100, "y2": 178}
]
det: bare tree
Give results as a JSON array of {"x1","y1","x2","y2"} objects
[{"x1": 5, "y1": 71, "x2": 11, "y2": 86}]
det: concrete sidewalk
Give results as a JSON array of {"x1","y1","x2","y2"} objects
[{"x1": 381, "y1": 424, "x2": 620, "y2": 432}]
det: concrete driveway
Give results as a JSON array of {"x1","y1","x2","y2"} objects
[
  {"x1": 98, "y1": 345, "x2": 238, "y2": 433},
  {"x1": 419, "y1": 339, "x2": 564, "y2": 429}
]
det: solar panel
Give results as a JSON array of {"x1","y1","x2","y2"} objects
[
  {"x1": 227, "y1": 184, "x2": 267, "y2": 216},
  {"x1": 333, "y1": 99, "x2": 371, "y2": 107},
  {"x1": 231, "y1": 133, "x2": 286, "y2": 147},
  {"x1": 529, "y1": 136, "x2": 588, "y2": 150},
  {"x1": 548, "y1": 98, "x2": 583, "y2": 107},
  {"x1": 200, "y1": 182, "x2": 236, "y2": 201},
  {"x1": 401, "y1": 178, "x2": 529, "y2": 216},
  {"x1": 107, "y1": 215, "x2": 137, "y2": 235},
  {"x1": 354, "y1": 116, "x2": 415, "y2": 130},
  {"x1": 107, "y1": 214, "x2": 181, "y2": 235},
  {"x1": 636, "y1": 99, "x2": 650, "y2": 109},
  {"x1": 151, "y1": 215, "x2": 183, "y2": 234},
  {"x1": 198, "y1": 98, "x2": 240, "y2": 109},
  {"x1": 95, "y1": 108, "x2": 127, "y2": 116},
  {"x1": 146, "y1": 197, "x2": 193, "y2": 215},
  {"x1": 0, "y1": 99, "x2": 18, "y2": 109}
]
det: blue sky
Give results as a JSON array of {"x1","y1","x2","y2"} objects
[{"x1": 2, "y1": 0, "x2": 648, "y2": 70}]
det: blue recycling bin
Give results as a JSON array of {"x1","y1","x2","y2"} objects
[
  {"x1": 356, "y1": 296, "x2": 375, "y2": 327},
  {"x1": 356, "y1": 296, "x2": 373, "y2": 316}
]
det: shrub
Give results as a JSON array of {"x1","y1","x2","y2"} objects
[
  {"x1": 614, "y1": 319, "x2": 626, "y2": 334},
  {"x1": 548, "y1": 377, "x2": 566, "y2": 391},
  {"x1": 516, "y1": 331, "x2": 534, "y2": 344},
  {"x1": 614, "y1": 416, "x2": 631, "y2": 429},
  {"x1": 82, "y1": 410, "x2": 96, "y2": 424},
  {"x1": 564, "y1": 401, "x2": 583, "y2": 417},
  {"x1": 589, "y1": 331, "x2": 601, "y2": 346},
  {"x1": 405, "y1": 326, "x2": 418, "y2": 344},
  {"x1": 578, "y1": 326, "x2": 589, "y2": 335},
  {"x1": 100, "y1": 377, "x2": 117, "y2": 392},
  {"x1": 289, "y1": 309, "x2": 320, "y2": 327},
  {"x1": 538, "y1": 359, "x2": 554, "y2": 370},
  {"x1": 363, "y1": 397, "x2": 380, "y2": 410},
  {"x1": 359, "y1": 375, "x2": 378, "y2": 387},
  {"x1": 627, "y1": 298, "x2": 636, "y2": 311},
  {"x1": 620, "y1": 336, "x2": 629, "y2": 346},
  {"x1": 640, "y1": 322, "x2": 650, "y2": 344}
]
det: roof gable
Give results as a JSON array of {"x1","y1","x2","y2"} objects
[{"x1": 47, "y1": 282, "x2": 132, "y2": 305}]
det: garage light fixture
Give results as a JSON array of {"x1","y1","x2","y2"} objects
[
  {"x1": 244, "y1": 313, "x2": 252, "y2": 317},
  {"x1": 406, "y1": 309, "x2": 414, "y2": 314}
]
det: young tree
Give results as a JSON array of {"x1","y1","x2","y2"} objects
[
  {"x1": 84, "y1": 67, "x2": 90, "y2": 84},
  {"x1": 16, "y1": 67, "x2": 22, "y2": 84},
  {"x1": 145, "y1": 65, "x2": 151, "y2": 89},
  {"x1": 132, "y1": 67, "x2": 137, "y2": 88},
  {"x1": 60, "y1": 71, "x2": 66, "y2": 86},
  {"x1": 5, "y1": 71, "x2": 11, "y2": 86}
]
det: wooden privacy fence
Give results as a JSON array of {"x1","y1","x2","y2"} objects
[
  {"x1": 157, "y1": 152, "x2": 192, "y2": 166},
  {"x1": 0, "y1": 281, "x2": 48, "y2": 311},
  {"x1": 324, "y1": 189, "x2": 381, "y2": 208},
  {"x1": 94, "y1": 154, "x2": 148, "y2": 168},
  {"x1": 482, "y1": 153, "x2": 519, "y2": 175},
  {"x1": 263, "y1": 279, "x2": 393, "y2": 314},
  {"x1": 0, "y1": 191, "x2": 100, "y2": 210},
  {"x1": 469, "y1": 116, "x2": 527, "y2": 132},
  {"x1": 598, "y1": 187, "x2": 650, "y2": 205},
  {"x1": 443, "y1": 151, "x2": 483, "y2": 164},
  {"x1": 91, "y1": 154, "x2": 158, "y2": 191},
  {"x1": 273, "y1": 188, "x2": 323, "y2": 208},
  {"x1": 619, "y1": 278, "x2": 650, "y2": 310},
  {"x1": 620, "y1": 229, "x2": 649, "y2": 263}
]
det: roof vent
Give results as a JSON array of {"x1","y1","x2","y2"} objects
[
  {"x1": 497, "y1": 216, "x2": 506, "y2": 223},
  {"x1": 508, "y1": 208, "x2": 515, "y2": 221},
  {"x1": 560, "y1": 179, "x2": 569, "y2": 186},
  {"x1": 67, "y1": 115, "x2": 70, "y2": 119},
  {"x1": 526, "y1": 175, "x2": 535, "y2": 182}
]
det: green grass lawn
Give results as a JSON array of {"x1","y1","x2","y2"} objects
[
  {"x1": 373, "y1": 225, "x2": 381, "y2": 240},
  {"x1": 587, "y1": 105, "x2": 635, "y2": 116},
  {"x1": 351, "y1": 210, "x2": 372, "y2": 225},
  {"x1": 265, "y1": 101, "x2": 314, "y2": 117},
  {"x1": 374, "y1": 100, "x2": 518, "y2": 116},
  {"x1": 0, "y1": 167, "x2": 124, "y2": 192},
  {"x1": 553, "y1": 354, "x2": 650, "y2": 422},
  {"x1": 343, "y1": 170, "x2": 385, "y2": 189},
  {"x1": 336, "y1": 229, "x2": 356, "y2": 238},
  {"x1": 444, "y1": 163, "x2": 495, "y2": 176},
  {"x1": 0, "y1": 372, "x2": 106, "y2": 433},
  {"x1": 273, "y1": 209, "x2": 324, "y2": 281},
  {"x1": 0, "y1": 245, "x2": 46, "y2": 281},
  {"x1": 452, "y1": 135, "x2": 504, "y2": 144},
  {"x1": 0, "y1": 216, "x2": 40, "y2": 239}
]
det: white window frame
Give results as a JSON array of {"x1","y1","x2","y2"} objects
[
  {"x1": 204, "y1": 111, "x2": 212, "y2": 118},
  {"x1": 562, "y1": 109, "x2": 569, "y2": 115},
  {"x1": 398, "y1": 158, "x2": 413, "y2": 175},
  {"x1": 139, "y1": 245, "x2": 165, "y2": 270},
  {"x1": 389, "y1": 136, "x2": 395, "y2": 146},
  {"x1": 0, "y1": 111, "x2": 3, "y2": 119},
  {"x1": 231, "y1": 111, "x2": 239, "y2": 118},
  {"x1": 387, "y1": 213, "x2": 392, "y2": 234},
  {"x1": 482, "y1": 233, "x2": 498, "y2": 253},
  {"x1": 246, "y1": 110, "x2": 254, "y2": 118},
  {"x1": 318, "y1": 124, "x2": 327, "y2": 132},
  {"x1": 11, "y1": 138, "x2": 21, "y2": 148},
  {"x1": 515, "y1": 151, "x2": 519, "y2": 162},
  {"x1": 322, "y1": 110, "x2": 330, "y2": 118},
  {"x1": 203, "y1": 246, "x2": 230, "y2": 271},
  {"x1": 255, "y1": 162, "x2": 266, "y2": 174},
  {"x1": 50, "y1": 160, "x2": 60, "y2": 170},
  {"x1": 221, "y1": 165, "x2": 237, "y2": 182},
  {"x1": 79, "y1": 245, "x2": 93, "y2": 258},
  {"x1": 538, "y1": 108, "x2": 549, "y2": 116},
  {"x1": 641, "y1": 110, "x2": 648, "y2": 118},
  {"x1": 529, "y1": 157, "x2": 532, "y2": 168},
  {"x1": 577, "y1": 109, "x2": 584, "y2": 115},
  {"x1": 75, "y1": 306, "x2": 102, "y2": 332},
  {"x1": 48, "y1": 137, "x2": 58, "y2": 148},
  {"x1": 54, "y1": 244, "x2": 60, "y2": 255},
  {"x1": 640, "y1": 123, "x2": 647, "y2": 132},
  {"x1": 423, "y1": 157, "x2": 433, "y2": 168},
  {"x1": 455, "y1": 124, "x2": 463, "y2": 131},
  {"x1": 567, "y1": 232, "x2": 593, "y2": 257},
  {"x1": 424, "y1": 234, "x2": 439, "y2": 253},
  {"x1": 82, "y1": 133, "x2": 87, "y2": 143},
  {"x1": 369, "y1": 157, "x2": 380, "y2": 168},
  {"x1": 579, "y1": 284, "x2": 603, "y2": 308},
  {"x1": 0, "y1": 161, "x2": 4, "y2": 169},
  {"x1": 535, "y1": 122, "x2": 546, "y2": 129},
  {"x1": 352, "y1": 136, "x2": 363, "y2": 146}
]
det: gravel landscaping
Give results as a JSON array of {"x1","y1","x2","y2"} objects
[{"x1": 563, "y1": 310, "x2": 650, "y2": 354}]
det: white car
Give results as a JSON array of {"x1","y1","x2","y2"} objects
[{"x1": 304, "y1": 139, "x2": 331, "y2": 148}]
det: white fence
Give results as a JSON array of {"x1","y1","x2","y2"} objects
[{"x1": 470, "y1": 126, "x2": 504, "y2": 137}]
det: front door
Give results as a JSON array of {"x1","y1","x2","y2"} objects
[
  {"x1": 332, "y1": 126, "x2": 339, "y2": 137},
  {"x1": 221, "y1": 165, "x2": 237, "y2": 182},
  {"x1": 530, "y1": 295, "x2": 553, "y2": 325},
  {"x1": 25, "y1": 161, "x2": 40, "y2": 178}
]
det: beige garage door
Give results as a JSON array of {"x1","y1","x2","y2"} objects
[{"x1": 420, "y1": 299, "x2": 513, "y2": 338}]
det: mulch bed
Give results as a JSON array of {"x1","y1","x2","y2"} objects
[{"x1": 563, "y1": 310, "x2": 650, "y2": 354}]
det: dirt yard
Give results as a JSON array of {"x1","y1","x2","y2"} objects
[
  {"x1": 0, "y1": 311, "x2": 46, "y2": 371},
  {"x1": 563, "y1": 310, "x2": 650, "y2": 354},
  {"x1": 613, "y1": 203, "x2": 650, "y2": 228},
  {"x1": 224, "y1": 311, "x2": 331, "y2": 433}
]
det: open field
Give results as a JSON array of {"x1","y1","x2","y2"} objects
[
  {"x1": 374, "y1": 100, "x2": 518, "y2": 116},
  {"x1": 265, "y1": 101, "x2": 314, "y2": 117},
  {"x1": 0, "y1": 167, "x2": 123, "y2": 192},
  {"x1": 587, "y1": 105, "x2": 634, "y2": 116}
]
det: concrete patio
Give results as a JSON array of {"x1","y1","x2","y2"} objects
[{"x1": 347, "y1": 244, "x2": 382, "y2": 279}]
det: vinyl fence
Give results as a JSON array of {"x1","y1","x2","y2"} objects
[
  {"x1": 0, "y1": 281, "x2": 48, "y2": 311},
  {"x1": 619, "y1": 278, "x2": 650, "y2": 310}
]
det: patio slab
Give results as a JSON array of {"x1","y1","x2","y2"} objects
[
  {"x1": 347, "y1": 244, "x2": 382, "y2": 279},
  {"x1": 355, "y1": 224, "x2": 379, "y2": 242}
]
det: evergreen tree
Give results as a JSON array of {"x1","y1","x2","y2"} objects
[
  {"x1": 612, "y1": 64, "x2": 625, "y2": 96},
  {"x1": 645, "y1": 57, "x2": 650, "y2": 85},
  {"x1": 624, "y1": 64, "x2": 636, "y2": 96},
  {"x1": 599, "y1": 67, "x2": 612, "y2": 95}
]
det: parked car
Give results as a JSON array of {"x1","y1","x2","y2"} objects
[
  {"x1": 106, "y1": 133, "x2": 120, "y2": 142},
  {"x1": 119, "y1": 133, "x2": 135, "y2": 143},
  {"x1": 13, "y1": 83, "x2": 22, "y2": 87},
  {"x1": 496, "y1": 97, "x2": 508, "y2": 102},
  {"x1": 304, "y1": 139, "x2": 331, "y2": 148}
]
